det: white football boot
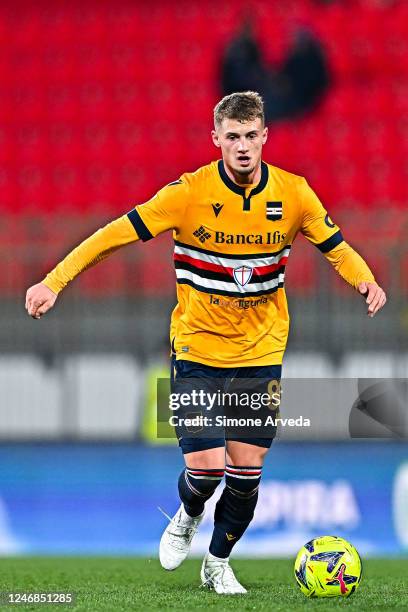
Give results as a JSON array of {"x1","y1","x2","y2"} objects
[
  {"x1": 159, "y1": 504, "x2": 204, "y2": 570},
  {"x1": 200, "y1": 552, "x2": 247, "y2": 594}
]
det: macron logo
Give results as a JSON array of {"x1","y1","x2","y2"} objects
[{"x1": 212, "y1": 202, "x2": 224, "y2": 217}]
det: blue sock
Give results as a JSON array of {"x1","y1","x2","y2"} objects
[
  {"x1": 209, "y1": 465, "x2": 262, "y2": 558},
  {"x1": 178, "y1": 467, "x2": 224, "y2": 517}
]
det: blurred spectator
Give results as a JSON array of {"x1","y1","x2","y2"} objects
[
  {"x1": 313, "y1": 0, "x2": 341, "y2": 5},
  {"x1": 221, "y1": 23, "x2": 330, "y2": 122},
  {"x1": 277, "y1": 28, "x2": 330, "y2": 118},
  {"x1": 221, "y1": 20, "x2": 268, "y2": 97}
]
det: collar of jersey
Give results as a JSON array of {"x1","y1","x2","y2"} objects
[{"x1": 217, "y1": 159, "x2": 269, "y2": 200}]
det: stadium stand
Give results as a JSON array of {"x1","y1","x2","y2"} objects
[
  {"x1": 0, "y1": 0, "x2": 406, "y2": 215},
  {"x1": 0, "y1": 0, "x2": 406, "y2": 304}
]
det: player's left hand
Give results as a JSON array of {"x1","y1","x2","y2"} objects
[{"x1": 358, "y1": 282, "x2": 387, "y2": 318}]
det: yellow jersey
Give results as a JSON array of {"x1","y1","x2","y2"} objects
[{"x1": 43, "y1": 160, "x2": 375, "y2": 367}]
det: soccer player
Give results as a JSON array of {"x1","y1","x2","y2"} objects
[{"x1": 26, "y1": 92, "x2": 386, "y2": 595}]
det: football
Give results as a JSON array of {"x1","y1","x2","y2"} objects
[{"x1": 294, "y1": 535, "x2": 362, "y2": 598}]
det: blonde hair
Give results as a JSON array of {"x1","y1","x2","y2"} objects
[{"x1": 214, "y1": 91, "x2": 264, "y2": 128}]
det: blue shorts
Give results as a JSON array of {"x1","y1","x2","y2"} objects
[{"x1": 171, "y1": 357, "x2": 282, "y2": 455}]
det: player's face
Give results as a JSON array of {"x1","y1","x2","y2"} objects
[{"x1": 212, "y1": 118, "x2": 268, "y2": 180}]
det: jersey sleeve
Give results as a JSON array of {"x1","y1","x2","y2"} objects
[
  {"x1": 126, "y1": 177, "x2": 190, "y2": 241},
  {"x1": 41, "y1": 176, "x2": 190, "y2": 294},
  {"x1": 299, "y1": 178, "x2": 344, "y2": 252},
  {"x1": 42, "y1": 214, "x2": 138, "y2": 294},
  {"x1": 324, "y1": 241, "x2": 375, "y2": 289}
]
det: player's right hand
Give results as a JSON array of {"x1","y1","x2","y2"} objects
[{"x1": 25, "y1": 283, "x2": 57, "y2": 319}]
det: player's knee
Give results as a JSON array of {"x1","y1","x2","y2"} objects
[
  {"x1": 226, "y1": 441, "x2": 269, "y2": 467},
  {"x1": 225, "y1": 464, "x2": 262, "y2": 498}
]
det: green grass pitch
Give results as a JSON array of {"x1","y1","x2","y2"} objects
[{"x1": 0, "y1": 557, "x2": 407, "y2": 611}]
